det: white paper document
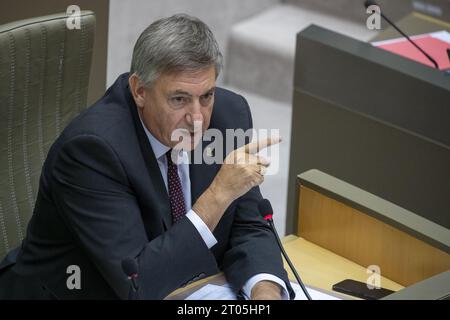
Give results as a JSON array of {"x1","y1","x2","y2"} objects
[
  {"x1": 185, "y1": 282, "x2": 342, "y2": 300},
  {"x1": 185, "y1": 284, "x2": 237, "y2": 300},
  {"x1": 291, "y1": 282, "x2": 341, "y2": 300}
]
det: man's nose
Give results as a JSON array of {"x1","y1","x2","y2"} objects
[{"x1": 186, "y1": 102, "x2": 204, "y2": 127}]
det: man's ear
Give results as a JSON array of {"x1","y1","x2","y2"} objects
[{"x1": 128, "y1": 73, "x2": 146, "y2": 108}]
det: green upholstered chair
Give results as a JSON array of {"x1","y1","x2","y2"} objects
[{"x1": 0, "y1": 11, "x2": 96, "y2": 259}]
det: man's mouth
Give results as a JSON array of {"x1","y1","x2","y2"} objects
[{"x1": 171, "y1": 128, "x2": 202, "y2": 148}]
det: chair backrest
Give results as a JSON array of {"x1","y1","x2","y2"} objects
[{"x1": 0, "y1": 11, "x2": 96, "y2": 259}]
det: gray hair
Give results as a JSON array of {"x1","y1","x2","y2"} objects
[{"x1": 130, "y1": 14, "x2": 223, "y2": 87}]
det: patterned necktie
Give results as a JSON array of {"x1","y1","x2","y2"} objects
[{"x1": 166, "y1": 150, "x2": 186, "y2": 223}]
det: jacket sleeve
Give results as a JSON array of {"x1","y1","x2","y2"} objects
[
  {"x1": 221, "y1": 96, "x2": 295, "y2": 299},
  {"x1": 50, "y1": 134, "x2": 218, "y2": 299}
]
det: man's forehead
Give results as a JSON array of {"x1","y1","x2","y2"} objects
[{"x1": 158, "y1": 67, "x2": 216, "y2": 94}]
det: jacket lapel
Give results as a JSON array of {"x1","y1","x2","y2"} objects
[{"x1": 125, "y1": 81, "x2": 172, "y2": 231}]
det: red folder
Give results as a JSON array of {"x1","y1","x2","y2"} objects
[{"x1": 373, "y1": 31, "x2": 450, "y2": 70}]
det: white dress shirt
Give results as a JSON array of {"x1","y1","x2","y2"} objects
[{"x1": 140, "y1": 118, "x2": 288, "y2": 299}]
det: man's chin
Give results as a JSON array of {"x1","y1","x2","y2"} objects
[{"x1": 187, "y1": 139, "x2": 201, "y2": 152}]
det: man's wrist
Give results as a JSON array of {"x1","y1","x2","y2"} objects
[
  {"x1": 251, "y1": 280, "x2": 283, "y2": 300},
  {"x1": 208, "y1": 180, "x2": 231, "y2": 208},
  {"x1": 192, "y1": 183, "x2": 230, "y2": 232}
]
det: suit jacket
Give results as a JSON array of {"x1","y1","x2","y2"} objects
[{"x1": 0, "y1": 73, "x2": 293, "y2": 299}]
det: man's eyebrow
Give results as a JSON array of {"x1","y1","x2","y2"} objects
[
  {"x1": 202, "y1": 87, "x2": 216, "y2": 95},
  {"x1": 168, "y1": 87, "x2": 216, "y2": 97},
  {"x1": 168, "y1": 90, "x2": 192, "y2": 96}
]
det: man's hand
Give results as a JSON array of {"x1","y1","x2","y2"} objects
[
  {"x1": 251, "y1": 280, "x2": 283, "y2": 300},
  {"x1": 192, "y1": 136, "x2": 281, "y2": 231}
]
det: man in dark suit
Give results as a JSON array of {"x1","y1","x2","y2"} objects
[{"x1": 0, "y1": 14, "x2": 293, "y2": 300}]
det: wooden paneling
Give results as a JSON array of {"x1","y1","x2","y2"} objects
[
  {"x1": 282, "y1": 236, "x2": 403, "y2": 294},
  {"x1": 298, "y1": 186, "x2": 450, "y2": 286}
]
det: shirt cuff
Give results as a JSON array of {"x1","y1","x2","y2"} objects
[
  {"x1": 242, "y1": 274, "x2": 289, "y2": 300},
  {"x1": 186, "y1": 209, "x2": 218, "y2": 249}
]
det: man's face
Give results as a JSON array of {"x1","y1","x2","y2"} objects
[{"x1": 132, "y1": 66, "x2": 216, "y2": 151}]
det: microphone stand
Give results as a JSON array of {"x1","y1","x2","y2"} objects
[{"x1": 267, "y1": 218, "x2": 312, "y2": 300}]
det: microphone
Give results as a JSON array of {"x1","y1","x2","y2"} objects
[
  {"x1": 258, "y1": 199, "x2": 312, "y2": 300},
  {"x1": 364, "y1": 0, "x2": 440, "y2": 69},
  {"x1": 121, "y1": 258, "x2": 140, "y2": 298}
]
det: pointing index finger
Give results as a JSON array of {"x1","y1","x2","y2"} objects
[{"x1": 244, "y1": 136, "x2": 282, "y2": 154}]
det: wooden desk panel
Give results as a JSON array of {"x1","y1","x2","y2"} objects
[{"x1": 298, "y1": 186, "x2": 450, "y2": 286}]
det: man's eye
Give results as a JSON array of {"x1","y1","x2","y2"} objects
[
  {"x1": 200, "y1": 92, "x2": 214, "y2": 104},
  {"x1": 170, "y1": 96, "x2": 187, "y2": 105}
]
